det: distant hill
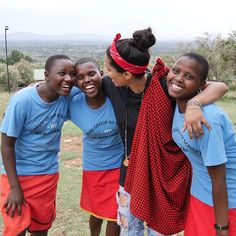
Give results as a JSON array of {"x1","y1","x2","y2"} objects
[
  {"x1": 0, "y1": 32, "x2": 195, "y2": 64},
  {"x1": 0, "y1": 32, "x2": 113, "y2": 42}
]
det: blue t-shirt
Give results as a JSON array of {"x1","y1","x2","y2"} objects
[
  {"x1": 69, "y1": 94, "x2": 123, "y2": 171},
  {"x1": 0, "y1": 86, "x2": 71, "y2": 175},
  {"x1": 172, "y1": 103, "x2": 236, "y2": 208}
]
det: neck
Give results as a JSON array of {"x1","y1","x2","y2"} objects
[
  {"x1": 176, "y1": 100, "x2": 187, "y2": 113},
  {"x1": 37, "y1": 83, "x2": 59, "y2": 103},
  {"x1": 176, "y1": 93, "x2": 198, "y2": 113},
  {"x1": 86, "y1": 91, "x2": 106, "y2": 109},
  {"x1": 128, "y1": 75, "x2": 147, "y2": 94}
]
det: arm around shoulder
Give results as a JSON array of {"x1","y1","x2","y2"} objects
[
  {"x1": 194, "y1": 81, "x2": 228, "y2": 105},
  {"x1": 183, "y1": 81, "x2": 228, "y2": 139}
]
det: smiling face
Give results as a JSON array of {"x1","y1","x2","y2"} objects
[
  {"x1": 75, "y1": 61, "x2": 102, "y2": 98},
  {"x1": 104, "y1": 55, "x2": 127, "y2": 87},
  {"x1": 167, "y1": 56, "x2": 206, "y2": 103},
  {"x1": 45, "y1": 58, "x2": 75, "y2": 97}
]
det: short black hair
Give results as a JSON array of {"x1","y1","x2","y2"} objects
[
  {"x1": 181, "y1": 53, "x2": 209, "y2": 81},
  {"x1": 45, "y1": 55, "x2": 71, "y2": 71},
  {"x1": 75, "y1": 57, "x2": 100, "y2": 71}
]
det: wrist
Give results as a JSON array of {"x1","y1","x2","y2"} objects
[
  {"x1": 214, "y1": 223, "x2": 229, "y2": 231},
  {"x1": 186, "y1": 100, "x2": 203, "y2": 110}
]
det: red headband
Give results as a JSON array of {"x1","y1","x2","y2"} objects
[{"x1": 109, "y1": 33, "x2": 148, "y2": 75}]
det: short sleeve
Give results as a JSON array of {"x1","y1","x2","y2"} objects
[
  {"x1": 198, "y1": 123, "x2": 227, "y2": 166},
  {"x1": 69, "y1": 86, "x2": 81, "y2": 100},
  {"x1": 0, "y1": 95, "x2": 27, "y2": 138}
]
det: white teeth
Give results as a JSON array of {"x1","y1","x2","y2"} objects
[
  {"x1": 85, "y1": 85, "x2": 94, "y2": 90},
  {"x1": 61, "y1": 85, "x2": 70, "y2": 88},
  {"x1": 171, "y1": 83, "x2": 183, "y2": 90}
]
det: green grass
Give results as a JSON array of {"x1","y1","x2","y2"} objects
[
  {"x1": 50, "y1": 157, "x2": 90, "y2": 235},
  {"x1": 62, "y1": 121, "x2": 83, "y2": 137},
  {"x1": 0, "y1": 91, "x2": 236, "y2": 235},
  {"x1": 0, "y1": 92, "x2": 11, "y2": 124},
  {"x1": 218, "y1": 100, "x2": 236, "y2": 127}
]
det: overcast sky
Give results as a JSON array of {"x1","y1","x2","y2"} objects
[{"x1": 0, "y1": 0, "x2": 235, "y2": 40}]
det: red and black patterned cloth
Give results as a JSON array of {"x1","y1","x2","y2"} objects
[{"x1": 124, "y1": 58, "x2": 192, "y2": 234}]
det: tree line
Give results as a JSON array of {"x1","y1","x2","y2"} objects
[
  {"x1": 0, "y1": 31, "x2": 235, "y2": 92},
  {"x1": 0, "y1": 50, "x2": 34, "y2": 91},
  {"x1": 160, "y1": 31, "x2": 236, "y2": 89}
]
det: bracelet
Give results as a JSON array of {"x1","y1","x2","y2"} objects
[
  {"x1": 214, "y1": 223, "x2": 229, "y2": 231},
  {"x1": 186, "y1": 100, "x2": 203, "y2": 110},
  {"x1": 186, "y1": 106, "x2": 202, "y2": 109}
]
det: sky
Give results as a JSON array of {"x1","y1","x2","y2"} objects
[{"x1": 0, "y1": 0, "x2": 235, "y2": 40}]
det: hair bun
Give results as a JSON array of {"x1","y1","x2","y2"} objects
[{"x1": 132, "y1": 27, "x2": 156, "y2": 50}]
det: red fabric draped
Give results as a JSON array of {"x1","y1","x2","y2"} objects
[{"x1": 124, "y1": 58, "x2": 192, "y2": 234}]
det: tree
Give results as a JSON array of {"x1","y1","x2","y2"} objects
[
  {"x1": 195, "y1": 32, "x2": 236, "y2": 82},
  {"x1": 0, "y1": 63, "x2": 19, "y2": 91},
  {"x1": 0, "y1": 58, "x2": 6, "y2": 63},
  {"x1": 24, "y1": 55, "x2": 33, "y2": 63},
  {"x1": 15, "y1": 59, "x2": 34, "y2": 87},
  {"x1": 225, "y1": 31, "x2": 236, "y2": 77},
  {"x1": 8, "y1": 50, "x2": 24, "y2": 65}
]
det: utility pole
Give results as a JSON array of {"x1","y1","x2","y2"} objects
[{"x1": 5, "y1": 26, "x2": 10, "y2": 94}]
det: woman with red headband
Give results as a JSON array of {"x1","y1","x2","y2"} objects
[{"x1": 103, "y1": 28, "x2": 228, "y2": 235}]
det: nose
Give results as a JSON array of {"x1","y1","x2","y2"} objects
[
  {"x1": 84, "y1": 75, "x2": 91, "y2": 84},
  {"x1": 174, "y1": 74, "x2": 184, "y2": 82},
  {"x1": 64, "y1": 74, "x2": 74, "y2": 83}
]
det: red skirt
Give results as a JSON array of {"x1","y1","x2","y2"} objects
[
  {"x1": 0, "y1": 174, "x2": 59, "y2": 236},
  {"x1": 80, "y1": 168, "x2": 120, "y2": 221},
  {"x1": 185, "y1": 195, "x2": 236, "y2": 236}
]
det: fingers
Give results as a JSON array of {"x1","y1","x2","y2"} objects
[
  {"x1": 186, "y1": 121, "x2": 205, "y2": 139},
  {"x1": 186, "y1": 125, "x2": 194, "y2": 140},
  {"x1": 10, "y1": 204, "x2": 16, "y2": 218},
  {"x1": 4, "y1": 199, "x2": 24, "y2": 217},
  {"x1": 5, "y1": 201, "x2": 16, "y2": 218},
  {"x1": 5, "y1": 201, "x2": 12, "y2": 215},
  {"x1": 201, "y1": 117, "x2": 212, "y2": 131},
  {"x1": 194, "y1": 121, "x2": 204, "y2": 138},
  {"x1": 185, "y1": 119, "x2": 211, "y2": 139},
  {"x1": 182, "y1": 122, "x2": 187, "y2": 133},
  {"x1": 17, "y1": 204, "x2": 22, "y2": 216},
  {"x1": 192, "y1": 121, "x2": 204, "y2": 139}
]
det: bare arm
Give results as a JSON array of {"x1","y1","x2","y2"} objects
[
  {"x1": 193, "y1": 81, "x2": 228, "y2": 105},
  {"x1": 207, "y1": 164, "x2": 228, "y2": 236},
  {"x1": 184, "y1": 81, "x2": 228, "y2": 139},
  {"x1": 1, "y1": 133, "x2": 25, "y2": 218}
]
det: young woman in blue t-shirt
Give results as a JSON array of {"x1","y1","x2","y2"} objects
[
  {"x1": 1, "y1": 55, "x2": 76, "y2": 236},
  {"x1": 168, "y1": 53, "x2": 236, "y2": 236},
  {"x1": 69, "y1": 57, "x2": 123, "y2": 236}
]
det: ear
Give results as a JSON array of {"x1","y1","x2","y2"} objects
[
  {"x1": 44, "y1": 71, "x2": 49, "y2": 81},
  {"x1": 123, "y1": 71, "x2": 132, "y2": 81},
  {"x1": 199, "y1": 80, "x2": 206, "y2": 90}
]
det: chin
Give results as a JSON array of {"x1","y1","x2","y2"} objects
[
  {"x1": 60, "y1": 90, "x2": 71, "y2": 96},
  {"x1": 168, "y1": 90, "x2": 176, "y2": 98},
  {"x1": 114, "y1": 82, "x2": 123, "y2": 87}
]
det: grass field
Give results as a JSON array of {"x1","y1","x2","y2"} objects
[{"x1": 0, "y1": 91, "x2": 236, "y2": 235}]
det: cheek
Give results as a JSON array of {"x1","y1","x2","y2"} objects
[
  {"x1": 94, "y1": 77, "x2": 102, "y2": 86},
  {"x1": 114, "y1": 77, "x2": 125, "y2": 86},
  {"x1": 75, "y1": 80, "x2": 83, "y2": 88},
  {"x1": 107, "y1": 71, "x2": 113, "y2": 78},
  {"x1": 112, "y1": 76, "x2": 121, "y2": 84},
  {"x1": 167, "y1": 72, "x2": 174, "y2": 81}
]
